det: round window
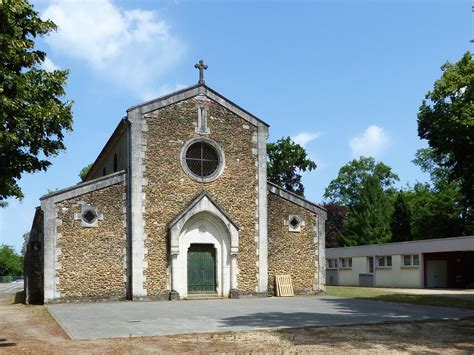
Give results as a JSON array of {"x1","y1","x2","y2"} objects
[
  {"x1": 181, "y1": 138, "x2": 225, "y2": 182},
  {"x1": 185, "y1": 141, "x2": 219, "y2": 178}
]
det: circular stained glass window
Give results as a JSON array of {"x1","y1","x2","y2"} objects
[{"x1": 185, "y1": 141, "x2": 219, "y2": 178}]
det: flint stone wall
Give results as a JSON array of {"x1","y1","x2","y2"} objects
[
  {"x1": 142, "y1": 97, "x2": 259, "y2": 296},
  {"x1": 267, "y1": 191, "x2": 319, "y2": 295},
  {"x1": 55, "y1": 182, "x2": 127, "y2": 300}
]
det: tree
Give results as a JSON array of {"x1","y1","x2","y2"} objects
[
  {"x1": 417, "y1": 52, "x2": 474, "y2": 210},
  {"x1": 390, "y1": 192, "x2": 412, "y2": 242},
  {"x1": 79, "y1": 163, "x2": 93, "y2": 182},
  {"x1": 0, "y1": 245, "x2": 23, "y2": 276},
  {"x1": 267, "y1": 137, "x2": 316, "y2": 196},
  {"x1": 413, "y1": 148, "x2": 473, "y2": 236},
  {"x1": 0, "y1": 0, "x2": 73, "y2": 202},
  {"x1": 323, "y1": 203, "x2": 348, "y2": 248},
  {"x1": 404, "y1": 183, "x2": 466, "y2": 240},
  {"x1": 344, "y1": 175, "x2": 392, "y2": 246},
  {"x1": 324, "y1": 157, "x2": 399, "y2": 205}
]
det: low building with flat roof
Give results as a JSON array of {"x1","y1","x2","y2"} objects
[{"x1": 326, "y1": 236, "x2": 474, "y2": 289}]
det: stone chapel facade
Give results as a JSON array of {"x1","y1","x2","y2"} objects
[{"x1": 25, "y1": 63, "x2": 327, "y2": 304}]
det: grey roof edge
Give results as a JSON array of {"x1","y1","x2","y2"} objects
[
  {"x1": 84, "y1": 119, "x2": 128, "y2": 181},
  {"x1": 126, "y1": 83, "x2": 270, "y2": 127},
  {"x1": 326, "y1": 235, "x2": 474, "y2": 258},
  {"x1": 40, "y1": 170, "x2": 126, "y2": 202},
  {"x1": 267, "y1": 181, "x2": 327, "y2": 214},
  {"x1": 168, "y1": 190, "x2": 240, "y2": 230}
]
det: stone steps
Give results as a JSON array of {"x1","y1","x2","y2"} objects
[{"x1": 185, "y1": 294, "x2": 224, "y2": 300}]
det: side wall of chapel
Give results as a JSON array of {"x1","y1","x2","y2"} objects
[
  {"x1": 267, "y1": 191, "x2": 320, "y2": 295},
  {"x1": 141, "y1": 97, "x2": 261, "y2": 297},
  {"x1": 50, "y1": 181, "x2": 127, "y2": 301}
]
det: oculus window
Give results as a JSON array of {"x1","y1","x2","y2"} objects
[{"x1": 181, "y1": 138, "x2": 225, "y2": 182}]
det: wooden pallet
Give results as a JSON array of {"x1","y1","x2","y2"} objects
[{"x1": 275, "y1": 275, "x2": 294, "y2": 297}]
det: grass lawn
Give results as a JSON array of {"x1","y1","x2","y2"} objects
[{"x1": 326, "y1": 286, "x2": 474, "y2": 310}]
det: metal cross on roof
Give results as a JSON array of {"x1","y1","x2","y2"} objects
[{"x1": 194, "y1": 59, "x2": 208, "y2": 84}]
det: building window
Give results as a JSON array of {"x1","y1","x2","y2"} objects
[
  {"x1": 287, "y1": 214, "x2": 304, "y2": 232},
  {"x1": 367, "y1": 256, "x2": 374, "y2": 273},
  {"x1": 327, "y1": 258, "x2": 338, "y2": 269},
  {"x1": 102, "y1": 167, "x2": 106, "y2": 176},
  {"x1": 402, "y1": 254, "x2": 420, "y2": 267},
  {"x1": 377, "y1": 255, "x2": 392, "y2": 268},
  {"x1": 113, "y1": 153, "x2": 118, "y2": 172},
  {"x1": 74, "y1": 204, "x2": 103, "y2": 228},
  {"x1": 82, "y1": 209, "x2": 97, "y2": 224},
  {"x1": 181, "y1": 138, "x2": 225, "y2": 182},
  {"x1": 340, "y1": 257, "x2": 352, "y2": 269}
]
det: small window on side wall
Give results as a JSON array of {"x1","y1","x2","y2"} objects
[
  {"x1": 113, "y1": 153, "x2": 118, "y2": 172},
  {"x1": 103, "y1": 167, "x2": 106, "y2": 176},
  {"x1": 286, "y1": 214, "x2": 304, "y2": 232}
]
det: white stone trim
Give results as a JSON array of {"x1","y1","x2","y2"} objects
[
  {"x1": 257, "y1": 124, "x2": 268, "y2": 293},
  {"x1": 127, "y1": 108, "x2": 147, "y2": 298},
  {"x1": 169, "y1": 194, "x2": 239, "y2": 256},
  {"x1": 127, "y1": 84, "x2": 269, "y2": 128},
  {"x1": 169, "y1": 195, "x2": 239, "y2": 299}
]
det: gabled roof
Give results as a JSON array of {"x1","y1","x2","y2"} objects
[
  {"x1": 127, "y1": 83, "x2": 269, "y2": 127},
  {"x1": 168, "y1": 190, "x2": 240, "y2": 230},
  {"x1": 267, "y1": 181, "x2": 327, "y2": 214}
]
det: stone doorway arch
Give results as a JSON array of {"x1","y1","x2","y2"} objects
[{"x1": 168, "y1": 192, "x2": 239, "y2": 299}]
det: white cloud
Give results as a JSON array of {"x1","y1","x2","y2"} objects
[
  {"x1": 41, "y1": 57, "x2": 59, "y2": 71},
  {"x1": 350, "y1": 125, "x2": 390, "y2": 158},
  {"x1": 42, "y1": 0, "x2": 185, "y2": 98},
  {"x1": 291, "y1": 132, "x2": 321, "y2": 147}
]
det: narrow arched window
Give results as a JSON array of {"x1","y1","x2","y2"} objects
[
  {"x1": 113, "y1": 153, "x2": 118, "y2": 172},
  {"x1": 103, "y1": 167, "x2": 106, "y2": 176}
]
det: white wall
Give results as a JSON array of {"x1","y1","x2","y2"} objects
[
  {"x1": 333, "y1": 254, "x2": 421, "y2": 288},
  {"x1": 338, "y1": 257, "x2": 367, "y2": 286},
  {"x1": 374, "y1": 255, "x2": 420, "y2": 288}
]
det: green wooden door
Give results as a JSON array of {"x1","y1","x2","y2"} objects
[{"x1": 187, "y1": 244, "x2": 216, "y2": 294}]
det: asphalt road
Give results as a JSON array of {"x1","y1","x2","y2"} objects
[
  {"x1": 0, "y1": 282, "x2": 24, "y2": 295},
  {"x1": 48, "y1": 296, "x2": 474, "y2": 340}
]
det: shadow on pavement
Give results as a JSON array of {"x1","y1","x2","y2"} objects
[{"x1": 0, "y1": 338, "x2": 16, "y2": 348}]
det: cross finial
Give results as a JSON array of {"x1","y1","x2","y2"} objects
[{"x1": 194, "y1": 59, "x2": 208, "y2": 84}]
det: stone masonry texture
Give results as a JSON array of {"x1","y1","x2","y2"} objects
[
  {"x1": 55, "y1": 183, "x2": 126, "y2": 300},
  {"x1": 267, "y1": 191, "x2": 318, "y2": 295},
  {"x1": 143, "y1": 97, "x2": 259, "y2": 296}
]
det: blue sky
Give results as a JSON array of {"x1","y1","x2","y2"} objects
[{"x1": 1, "y1": 0, "x2": 472, "y2": 252}]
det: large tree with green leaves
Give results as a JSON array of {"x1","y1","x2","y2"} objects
[
  {"x1": 0, "y1": 0, "x2": 73, "y2": 202},
  {"x1": 412, "y1": 147, "x2": 473, "y2": 236},
  {"x1": 324, "y1": 157, "x2": 399, "y2": 205},
  {"x1": 403, "y1": 183, "x2": 465, "y2": 240},
  {"x1": 390, "y1": 192, "x2": 412, "y2": 242},
  {"x1": 267, "y1": 137, "x2": 316, "y2": 196},
  {"x1": 0, "y1": 245, "x2": 23, "y2": 276},
  {"x1": 417, "y1": 52, "x2": 473, "y2": 210},
  {"x1": 324, "y1": 157, "x2": 398, "y2": 246},
  {"x1": 323, "y1": 202, "x2": 348, "y2": 248},
  {"x1": 343, "y1": 175, "x2": 392, "y2": 246}
]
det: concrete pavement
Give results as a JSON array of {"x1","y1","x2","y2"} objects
[{"x1": 47, "y1": 296, "x2": 474, "y2": 340}]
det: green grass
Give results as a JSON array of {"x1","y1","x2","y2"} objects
[{"x1": 326, "y1": 286, "x2": 474, "y2": 310}]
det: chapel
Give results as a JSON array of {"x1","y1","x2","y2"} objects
[{"x1": 25, "y1": 61, "x2": 327, "y2": 304}]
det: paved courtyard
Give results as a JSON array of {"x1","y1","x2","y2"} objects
[{"x1": 47, "y1": 296, "x2": 474, "y2": 340}]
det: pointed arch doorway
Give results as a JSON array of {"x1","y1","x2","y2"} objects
[{"x1": 168, "y1": 192, "x2": 240, "y2": 299}]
